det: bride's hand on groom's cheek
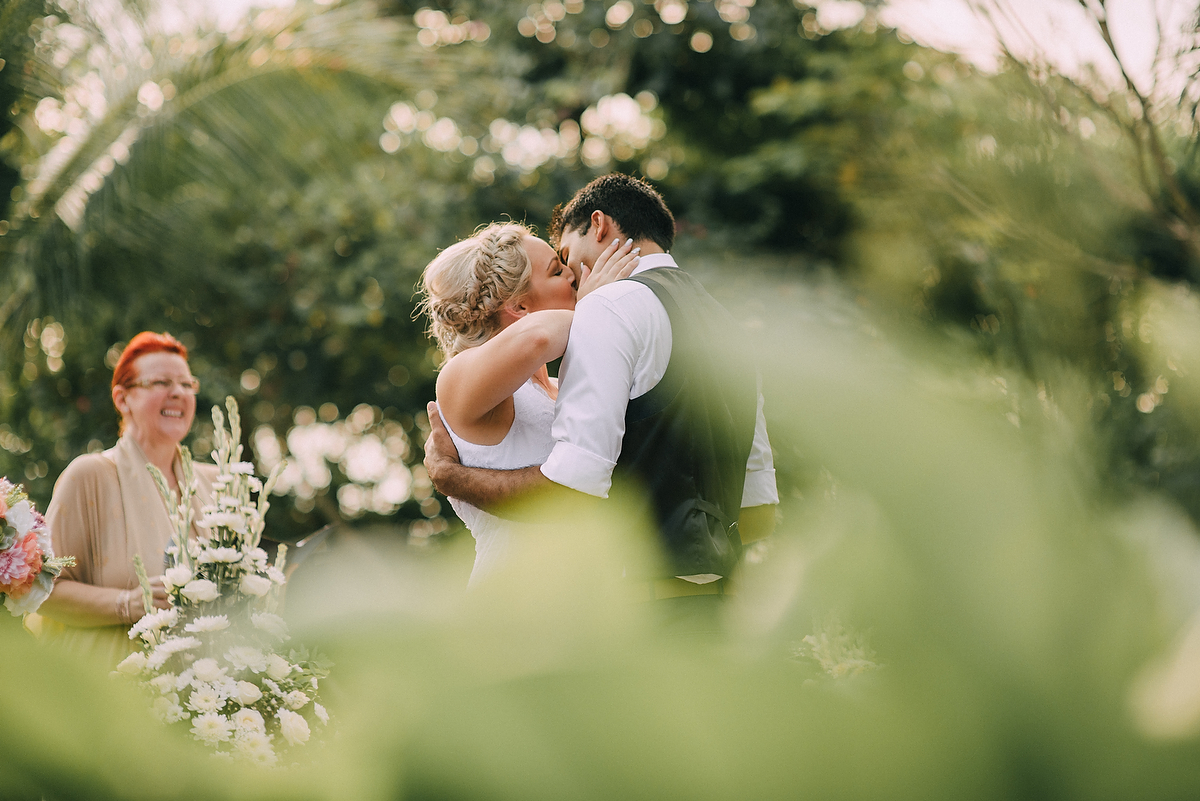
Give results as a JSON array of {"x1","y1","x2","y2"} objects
[
  {"x1": 577, "y1": 238, "x2": 640, "y2": 298},
  {"x1": 423, "y1": 401, "x2": 461, "y2": 492}
]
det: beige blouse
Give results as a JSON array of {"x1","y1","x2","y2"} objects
[{"x1": 41, "y1": 436, "x2": 216, "y2": 664}]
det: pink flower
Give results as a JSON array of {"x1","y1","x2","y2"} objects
[
  {"x1": 29, "y1": 510, "x2": 51, "y2": 553},
  {"x1": 0, "y1": 533, "x2": 43, "y2": 599},
  {"x1": 0, "y1": 493, "x2": 7, "y2": 518}
]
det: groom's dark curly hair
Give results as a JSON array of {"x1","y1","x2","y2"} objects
[{"x1": 549, "y1": 173, "x2": 675, "y2": 252}]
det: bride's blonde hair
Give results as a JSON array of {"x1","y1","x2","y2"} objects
[{"x1": 417, "y1": 222, "x2": 534, "y2": 359}]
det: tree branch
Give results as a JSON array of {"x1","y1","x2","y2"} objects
[{"x1": 1090, "y1": 0, "x2": 1199, "y2": 229}]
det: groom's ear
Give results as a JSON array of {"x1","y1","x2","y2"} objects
[{"x1": 590, "y1": 210, "x2": 609, "y2": 242}]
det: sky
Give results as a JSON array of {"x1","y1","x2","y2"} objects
[
  {"x1": 195, "y1": 0, "x2": 1197, "y2": 97},
  {"x1": 877, "y1": 0, "x2": 1197, "y2": 96}
]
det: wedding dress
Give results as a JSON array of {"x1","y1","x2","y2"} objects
[{"x1": 441, "y1": 379, "x2": 556, "y2": 586}]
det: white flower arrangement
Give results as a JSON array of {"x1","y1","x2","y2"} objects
[{"x1": 117, "y1": 397, "x2": 331, "y2": 763}]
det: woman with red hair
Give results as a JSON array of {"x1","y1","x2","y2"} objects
[{"x1": 39, "y1": 332, "x2": 217, "y2": 663}]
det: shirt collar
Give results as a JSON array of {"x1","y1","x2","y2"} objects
[{"x1": 630, "y1": 252, "x2": 677, "y2": 276}]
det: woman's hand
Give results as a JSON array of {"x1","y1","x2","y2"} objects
[
  {"x1": 115, "y1": 577, "x2": 171, "y2": 623},
  {"x1": 146, "y1": 576, "x2": 171, "y2": 610},
  {"x1": 576, "y1": 238, "x2": 640, "y2": 299}
]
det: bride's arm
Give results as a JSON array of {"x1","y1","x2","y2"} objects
[{"x1": 436, "y1": 309, "x2": 572, "y2": 431}]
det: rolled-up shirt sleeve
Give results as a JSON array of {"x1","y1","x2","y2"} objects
[
  {"x1": 540, "y1": 291, "x2": 644, "y2": 498},
  {"x1": 742, "y1": 382, "x2": 779, "y2": 507}
]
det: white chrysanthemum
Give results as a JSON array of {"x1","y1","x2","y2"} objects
[
  {"x1": 186, "y1": 682, "x2": 224, "y2": 714},
  {"x1": 226, "y1": 646, "x2": 268, "y2": 673},
  {"x1": 128, "y1": 607, "x2": 179, "y2": 642},
  {"x1": 231, "y1": 462, "x2": 255, "y2": 474},
  {"x1": 152, "y1": 695, "x2": 187, "y2": 724},
  {"x1": 251, "y1": 612, "x2": 288, "y2": 639},
  {"x1": 134, "y1": 630, "x2": 161, "y2": 647},
  {"x1": 163, "y1": 564, "x2": 192, "y2": 590},
  {"x1": 313, "y1": 702, "x2": 329, "y2": 725},
  {"x1": 115, "y1": 651, "x2": 147, "y2": 675},
  {"x1": 236, "y1": 731, "x2": 277, "y2": 766},
  {"x1": 190, "y1": 713, "x2": 233, "y2": 744},
  {"x1": 265, "y1": 654, "x2": 292, "y2": 681},
  {"x1": 198, "y1": 510, "x2": 248, "y2": 533},
  {"x1": 235, "y1": 680, "x2": 263, "y2": 705},
  {"x1": 135, "y1": 607, "x2": 179, "y2": 631},
  {"x1": 184, "y1": 615, "x2": 230, "y2": 634},
  {"x1": 231, "y1": 707, "x2": 265, "y2": 733},
  {"x1": 239, "y1": 574, "x2": 271, "y2": 597},
  {"x1": 240, "y1": 548, "x2": 268, "y2": 572},
  {"x1": 149, "y1": 674, "x2": 177, "y2": 695},
  {"x1": 276, "y1": 709, "x2": 310, "y2": 745},
  {"x1": 163, "y1": 635, "x2": 202, "y2": 652},
  {"x1": 180, "y1": 579, "x2": 219, "y2": 603},
  {"x1": 191, "y1": 657, "x2": 227, "y2": 684},
  {"x1": 266, "y1": 566, "x2": 286, "y2": 585},
  {"x1": 262, "y1": 678, "x2": 283, "y2": 697},
  {"x1": 199, "y1": 546, "x2": 242, "y2": 564},
  {"x1": 283, "y1": 690, "x2": 309, "y2": 710},
  {"x1": 146, "y1": 636, "x2": 201, "y2": 670}
]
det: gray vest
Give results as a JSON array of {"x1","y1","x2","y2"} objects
[{"x1": 613, "y1": 267, "x2": 759, "y2": 579}]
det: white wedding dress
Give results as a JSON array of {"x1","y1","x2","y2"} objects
[{"x1": 441, "y1": 379, "x2": 556, "y2": 586}]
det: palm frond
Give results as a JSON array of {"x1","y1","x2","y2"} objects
[{"x1": 0, "y1": 0, "x2": 494, "y2": 336}]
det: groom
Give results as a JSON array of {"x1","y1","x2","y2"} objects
[{"x1": 424, "y1": 173, "x2": 777, "y2": 606}]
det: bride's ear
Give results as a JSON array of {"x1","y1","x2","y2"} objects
[{"x1": 499, "y1": 302, "x2": 527, "y2": 326}]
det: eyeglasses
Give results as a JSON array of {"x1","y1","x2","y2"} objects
[{"x1": 125, "y1": 377, "x2": 201, "y2": 395}]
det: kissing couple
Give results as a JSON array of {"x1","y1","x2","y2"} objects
[{"x1": 419, "y1": 173, "x2": 778, "y2": 628}]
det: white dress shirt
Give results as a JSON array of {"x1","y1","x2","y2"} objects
[{"x1": 540, "y1": 253, "x2": 778, "y2": 506}]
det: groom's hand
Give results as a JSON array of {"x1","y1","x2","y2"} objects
[{"x1": 423, "y1": 402, "x2": 461, "y2": 494}]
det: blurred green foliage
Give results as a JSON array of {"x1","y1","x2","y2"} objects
[
  {"x1": 6, "y1": 291, "x2": 1200, "y2": 798},
  {"x1": 4, "y1": 1, "x2": 1200, "y2": 796}
]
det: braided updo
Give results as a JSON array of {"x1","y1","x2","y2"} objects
[{"x1": 417, "y1": 222, "x2": 535, "y2": 360}]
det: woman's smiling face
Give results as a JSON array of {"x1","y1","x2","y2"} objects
[
  {"x1": 517, "y1": 235, "x2": 577, "y2": 312},
  {"x1": 114, "y1": 351, "x2": 197, "y2": 446}
]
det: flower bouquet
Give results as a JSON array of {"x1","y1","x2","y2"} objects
[
  {"x1": 117, "y1": 397, "x2": 330, "y2": 765},
  {"x1": 0, "y1": 478, "x2": 74, "y2": 617}
]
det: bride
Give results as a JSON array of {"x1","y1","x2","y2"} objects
[{"x1": 418, "y1": 222, "x2": 638, "y2": 585}]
